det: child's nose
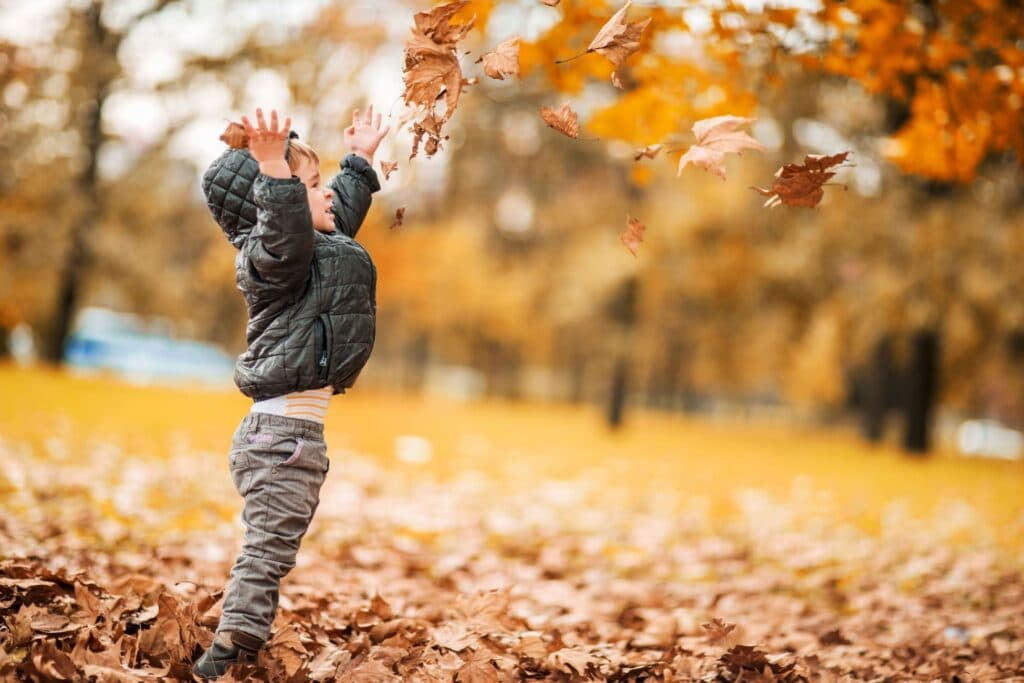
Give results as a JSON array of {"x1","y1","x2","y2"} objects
[{"x1": 324, "y1": 190, "x2": 333, "y2": 202}]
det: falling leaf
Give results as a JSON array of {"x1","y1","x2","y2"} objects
[
  {"x1": 677, "y1": 115, "x2": 765, "y2": 180},
  {"x1": 390, "y1": 207, "x2": 406, "y2": 230},
  {"x1": 621, "y1": 216, "x2": 645, "y2": 257},
  {"x1": 633, "y1": 144, "x2": 663, "y2": 161},
  {"x1": 752, "y1": 152, "x2": 851, "y2": 208},
  {"x1": 586, "y1": 2, "x2": 651, "y2": 86},
  {"x1": 403, "y1": 0, "x2": 475, "y2": 159},
  {"x1": 539, "y1": 103, "x2": 579, "y2": 139},
  {"x1": 219, "y1": 122, "x2": 248, "y2": 149},
  {"x1": 380, "y1": 161, "x2": 398, "y2": 181},
  {"x1": 476, "y1": 36, "x2": 520, "y2": 80}
]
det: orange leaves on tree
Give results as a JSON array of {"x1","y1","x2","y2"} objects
[
  {"x1": 476, "y1": 36, "x2": 521, "y2": 80},
  {"x1": 621, "y1": 216, "x2": 645, "y2": 257},
  {"x1": 539, "y1": 103, "x2": 579, "y2": 139},
  {"x1": 677, "y1": 115, "x2": 765, "y2": 180},
  {"x1": 752, "y1": 152, "x2": 851, "y2": 208}
]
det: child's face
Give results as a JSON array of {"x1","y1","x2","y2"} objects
[{"x1": 294, "y1": 159, "x2": 334, "y2": 233}]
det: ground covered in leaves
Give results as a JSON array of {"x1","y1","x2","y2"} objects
[{"x1": 1, "y1": 368, "x2": 1022, "y2": 681}]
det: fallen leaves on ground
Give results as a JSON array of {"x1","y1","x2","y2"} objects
[{"x1": 1, "y1": 428, "x2": 1022, "y2": 681}]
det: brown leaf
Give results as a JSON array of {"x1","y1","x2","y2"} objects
[
  {"x1": 587, "y1": 2, "x2": 651, "y2": 86},
  {"x1": 455, "y1": 647, "x2": 500, "y2": 683},
  {"x1": 267, "y1": 624, "x2": 307, "y2": 679},
  {"x1": 621, "y1": 216, "x2": 645, "y2": 257},
  {"x1": 380, "y1": 161, "x2": 398, "y2": 181},
  {"x1": 30, "y1": 639, "x2": 78, "y2": 681},
  {"x1": 752, "y1": 152, "x2": 851, "y2": 208},
  {"x1": 701, "y1": 617, "x2": 737, "y2": 643},
  {"x1": 476, "y1": 36, "x2": 520, "y2": 80},
  {"x1": 403, "y1": 1, "x2": 474, "y2": 159},
  {"x1": 30, "y1": 612, "x2": 81, "y2": 635},
  {"x1": 390, "y1": 207, "x2": 406, "y2": 230},
  {"x1": 540, "y1": 103, "x2": 579, "y2": 139},
  {"x1": 677, "y1": 115, "x2": 765, "y2": 180},
  {"x1": 633, "y1": 144, "x2": 663, "y2": 161},
  {"x1": 219, "y1": 122, "x2": 248, "y2": 149},
  {"x1": 546, "y1": 647, "x2": 605, "y2": 676}
]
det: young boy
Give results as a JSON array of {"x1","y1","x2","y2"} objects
[{"x1": 193, "y1": 106, "x2": 388, "y2": 679}]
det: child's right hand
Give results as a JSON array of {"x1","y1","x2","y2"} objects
[{"x1": 242, "y1": 108, "x2": 292, "y2": 179}]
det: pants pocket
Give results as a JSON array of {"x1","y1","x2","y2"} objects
[{"x1": 229, "y1": 450, "x2": 254, "y2": 497}]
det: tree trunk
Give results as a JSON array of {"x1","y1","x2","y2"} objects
[
  {"x1": 44, "y1": 3, "x2": 111, "y2": 363},
  {"x1": 902, "y1": 330, "x2": 939, "y2": 454},
  {"x1": 861, "y1": 337, "x2": 894, "y2": 443},
  {"x1": 606, "y1": 356, "x2": 628, "y2": 430}
]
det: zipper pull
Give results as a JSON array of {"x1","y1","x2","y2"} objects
[{"x1": 319, "y1": 352, "x2": 327, "y2": 367}]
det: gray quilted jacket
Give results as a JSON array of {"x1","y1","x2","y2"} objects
[{"x1": 202, "y1": 143, "x2": 381, "y2": 401}]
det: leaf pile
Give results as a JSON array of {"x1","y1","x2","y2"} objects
[{"x1": 1, "y1": 430, "x2": 1022, "y2": 681}]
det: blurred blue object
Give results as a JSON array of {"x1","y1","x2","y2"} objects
[{"x1": 63, "y1": 307, "x2": 234, "y2": 387}]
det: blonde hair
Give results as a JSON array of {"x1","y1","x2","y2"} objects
[{"x1": 286, "y1": 139, "x2": 320, "y2": 175}]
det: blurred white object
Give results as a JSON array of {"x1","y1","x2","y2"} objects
[
  {"x1": 424, "y1": 364, "x2": 485, "y2": 401},
  {"x1": 956, "y1": 419, "x2": 1023, "y2": 461},
  {"x1": 395, "y1": 435, "x2": 433, "y2": 465},
  {"x1": 9, "y1": 323, "x2": 37, "y2": 365}
]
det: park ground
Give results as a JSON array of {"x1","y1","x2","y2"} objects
[{"x1": 0, "y1": 365, "x2": 1022, "y2": 681}]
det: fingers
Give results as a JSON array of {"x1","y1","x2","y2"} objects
[
  {"x1": 241, "y1": 115, "x2": 255, "y2": 137},
  {"x1": 256, "y1": 108, "x2": 267, "y2": 132},
  {"x1": 282, "y1": 116, "x2": 291, "y2": 135},
  {"x1": 374, "y1": 112, "x2": 382, "y2": 130},
  {"x1": 270, "y1": 109, "x2": 278, "y2": 132},
  {"x1": 365, "y1": 104, "x2": 373, "y2": 126},
  {"x1": 352, "y1": 109, "x2": 360, "y2": 128},
  {"x1": 378, "y1": 123, "x2": 391, "y2": 140}
]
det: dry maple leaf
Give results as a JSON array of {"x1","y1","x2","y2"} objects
[
  {"x1": 403, "y1": 0, "x2": 475, "y2": 159},
  {"x1": 476, "y1": 36, "x2": 520, "y2": 80},
  {"x1": 390, "y1": 207, "x2": 406, "y2": 230},
  {"x1": 455, "y1": 648, "x2": 500, "y2": 683},
  {"x1": 539, "y1": 103, "x2": 579, "y2": 139},
  {"x1": 621, "y1": 216, "x2": 645, "y2": 257},
  {"x1": 701, "y1": 617, "x2": 737, "y2": 643},
  {"x1": 219, "y1": 121, "x2": 248, "y2": 149},
  {"x1": 585, "y1": 2, "x2": 651, "y2": 87},
  {"x1": 634, "y1": 144, "x2": 663, "y2": 161},
  {"x1": 677, "y1": 115, "x2": 765, "y2": 180},
  {"x1": 752, "y1": 151, "x2": 851, "y2": 208},
  {"x1": 380, "y1": 161, "x2": 398, "y2": 181}
]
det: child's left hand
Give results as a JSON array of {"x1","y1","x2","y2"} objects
[{"x1": 345, "y1": 104, "x2": 390, "y2": 165}]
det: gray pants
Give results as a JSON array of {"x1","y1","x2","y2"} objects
[{"x1": 217, "y1": 412, "x2": 329, "y2": 643}]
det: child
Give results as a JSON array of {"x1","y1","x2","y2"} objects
[{"x1": 193, "y1": 106, "x2": 389, "y2": 679}]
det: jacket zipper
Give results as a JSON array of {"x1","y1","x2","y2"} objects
[{"x1": 317, "y1": 314, "x2": 330, "y2": 382}]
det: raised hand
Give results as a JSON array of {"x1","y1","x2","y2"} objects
[
  {"x1": 242, "y1": 108, "x2": 292, "y2": 179},
  {"x1": 344, "y1": 104, "x2": 390, "y2": 165}
]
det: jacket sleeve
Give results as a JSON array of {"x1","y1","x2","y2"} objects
[
  {"x1": 328, "y1": 153, "x2": 381, "y2": 239},
  {"x1": 242, "y1": 174, "x2": 315, "y2": 293}
]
